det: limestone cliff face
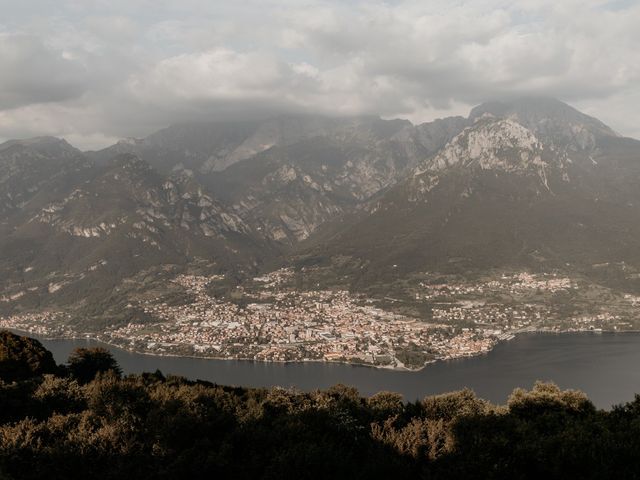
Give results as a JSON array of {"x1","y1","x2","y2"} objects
[
  {"x1": 0, "y1": 137, "x2": 89, "y2": 216},
  {"x1": 2, "y1": 98, "x2": 639, "y2": 322},
  {"x1": 31, "y1": 155, "x2": 253, "y2": 243},
  {"x1": 418, "y1": 119, "x2": 544, "y2": 172},
  {"x1": 298, "y1": 99, "x2": 640, "y2": 282},
  {"x1": 410, "y1": 118, "x2": 555, "y2": 200},
  {"x1": 204, "y1": 115, "x2": 467, "y2": 243},
  {"x1": 469, "y1": 97, "x2": 618, "y2": 151},
  {"x1": 0, "y1": 147, "x2": 268, "y2": 320}
]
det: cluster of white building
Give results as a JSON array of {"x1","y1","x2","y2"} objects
[{"x1": 103, "y1": 272, "x2": 502, "y2": 368}]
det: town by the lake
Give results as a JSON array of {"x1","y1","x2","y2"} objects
[{"x1": 2, "y1": 268, "x2": 638, "y2": 370}]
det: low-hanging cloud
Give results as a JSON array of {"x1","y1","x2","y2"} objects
[
  {"x1": 0, "y1": 0, "x2": 639, "y2": 149},
  {"x1": 0, "y1": 33, "x2": 90, "y2": 110}
]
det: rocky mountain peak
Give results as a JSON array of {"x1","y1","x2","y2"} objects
[
  {"x1": 0, "y1": 136, "x2": 81, "y2": 158},
  {"x1": 415, "y1": 118, "x2": 546, "y2": 176},
  {"x1": 469, "y1": 97, "x2": 618, "y2": 150},
  {"x1": 1, "y1": 98, "x2": 639, "y2": 328}
]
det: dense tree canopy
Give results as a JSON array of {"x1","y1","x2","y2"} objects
[
  {"x1": 0, "y1": 330, "x2": 639, "y2": 479},
  {"x1": 0, "y1": 330, "x2": 57, "y2": 382},
  {"x1": 66, "y1": 347, "x2": 122, "y2": 384}
]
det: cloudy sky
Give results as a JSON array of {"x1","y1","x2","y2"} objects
[{"x1": 1, "y1": 0, "x2": 638, "y2": 149}]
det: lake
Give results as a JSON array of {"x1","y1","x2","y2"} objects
[{"x1": 23, "y1": 331, "x2": 640, "y2": 408}]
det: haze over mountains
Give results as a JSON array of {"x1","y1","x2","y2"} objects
[{"x1": 1, "y1": 97, "x2": 639, "y2": 327}]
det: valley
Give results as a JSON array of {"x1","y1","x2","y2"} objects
[
  {"x1": 1, "y1": 98, "x2": 640, "y2": 370},
  {"x1": 2, "y1": 265, "x2": 639, "y2": 370}
]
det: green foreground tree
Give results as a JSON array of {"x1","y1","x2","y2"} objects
[
  {"x1": 0, "y1": 330, "x2": 57, "y2": 381},
  {"x1": 67, "y1": 347, "x2": 122, "y2": 384}
]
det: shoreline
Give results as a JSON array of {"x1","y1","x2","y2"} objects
[
  {"x1": 6, "y1": 327, "x2": 422, "y2": 371},
  {"x1": 7, "y1": 326, "x2": 639, "y2": 373}
]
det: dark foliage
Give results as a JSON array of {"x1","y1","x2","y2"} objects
[
  {"x1": 0, "y1": 330, "x2": 58, "y2": 382},
  {"x1": 0, "y1": 332, "x2": 640, "y2": 479},
  {"x1": 67, "y1": 347, "x2": 122, "y2": 384}
]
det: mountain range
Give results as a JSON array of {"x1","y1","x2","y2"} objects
[{"x1": 1, "y1": 97, "x2": 639, "y2": 328}]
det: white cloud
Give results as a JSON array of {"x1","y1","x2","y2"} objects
[
  {"x1": 84, "y1": 15, "x2": 138, "y2": 43},
  {"x1": 0, "y1": 0, "x2": 638, "y2": 149},
  {"x1": 128, "y1": 48, "x2": 290, "y2": 102},
  {"x1": 0, "y1": 33, "x2": 89, "y2": 109}
]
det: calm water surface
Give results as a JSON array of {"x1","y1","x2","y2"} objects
[{"x1": 26, "y1": 332, "x2": 640, "y2": 408}]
